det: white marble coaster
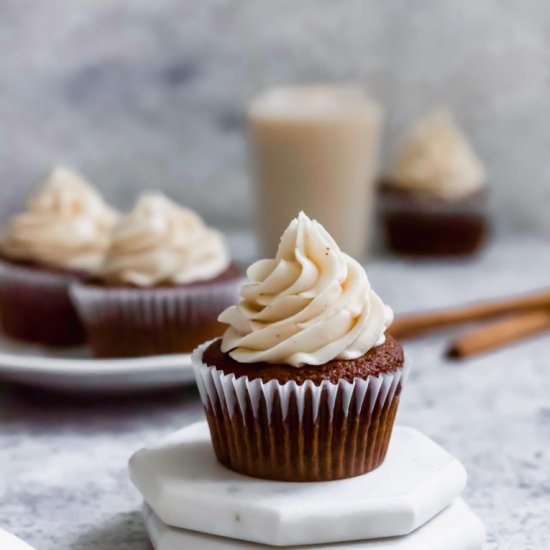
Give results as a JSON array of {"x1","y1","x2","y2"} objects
[
  {"x1": 142, "y1": 498, "x2": 485, "y2": 550},
  {"x1": 129, "y1": 422, "x2": 467, "y2": 547}
]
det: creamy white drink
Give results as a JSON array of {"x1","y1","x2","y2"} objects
[{"x1": 248, "y1": 85, "x2": 381, "y2": 259}]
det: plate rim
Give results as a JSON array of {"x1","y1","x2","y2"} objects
[{"x1": 0, "y1": 350, "x2": 193, "y2": 376}]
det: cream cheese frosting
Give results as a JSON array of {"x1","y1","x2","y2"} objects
[
  {"x1": 1, "y1": 166, "x2": 118, "y2": 273},
  {"x1": 388, "y1": 111, "x2": 486, "y2": 200},
  {"x1": 101, "y1": 192, "x2": 230, "y2": 287},
  {"x1": 219, "y1": 212, "x2": 393, "y2": 367}
]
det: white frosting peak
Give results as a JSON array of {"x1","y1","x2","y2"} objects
[
  {"x1": 388, "y1": 111, "x2": 485, "y2": 200},
  {"x1": 101, "y1": 192, "x2": 230, "y2": 286},
  {"x1": 219, "y1": 212, "x2": 392, "y2": 367},
  {"x1": 1, "y1": 166, "x2": 118, "y2": 273}
]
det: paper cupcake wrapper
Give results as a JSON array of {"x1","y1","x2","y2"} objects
[
  {"x1": 379, "y1": 191, "x2": 488, "y2": 215},
  {"x1": 0, "y1": 259, "x2": 76, "y2": 289},
  {"x1": 0, "y1": 259, "x2": 85, "y2": 346},
  {"x1": 70, "y1": 279, "x2": 241, "y2": 357},
  {"x1": 192, "y1": 340, "x2": 409, "y2": 481}
]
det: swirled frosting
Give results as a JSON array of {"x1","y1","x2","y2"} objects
[
  {"x1": 1, "y1": 166, "x2": 118, "y2": 273},
  {"x1": 388, "y1": 111, "x2": 486, "y2": 200},
  {"x1": 219, "y1": 212, "x2": 393, "y2": 367},
  {"x1": 101, "y1": 192, "x2": 230, "y2": 287}
]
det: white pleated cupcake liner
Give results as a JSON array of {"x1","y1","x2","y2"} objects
[
  {"x1": 0, "y1": 258, "x2": 77, "y2": 290},
  {"x1": 70, "y1": 279, "x2": 242, "y2": 327},
  {"x1": 380, "y1": 192, "x2": 488, "y2": 215},
  {"x1": 192, "y1": 339, "x2": 410, "y2": 424}
]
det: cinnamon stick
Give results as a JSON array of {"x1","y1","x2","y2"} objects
[
  {"x1": 389, "y1": 289, "x2": 550, "y2": 339},
  {"x1": 446, "y1": 311, "x2": 550, "y2": 359}
]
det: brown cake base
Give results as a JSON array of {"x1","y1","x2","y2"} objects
[
  {"x1": 70, "y1": 264, "x2": 241, "y2": 358},
  {"x1": 77, "y1": 307, "x2": 224, "y2": 358},
  {"x1": 383, "y1": 211, "x2": 487, "y2": 256},
  {"x1": 0, "y1": 258, "x2": 86, "y2": 347},
  {"x1": 195, "y1": 337, "x2": 405, "y2": 482},
  {"x1": 379, "y1": 183, "x2": 488, "y2": 257}
]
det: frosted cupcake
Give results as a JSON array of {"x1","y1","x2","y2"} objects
[
  {"x1": 0, "y1": 166, "x2": 118, "y2": 346},
  {"x1": 380, "y1": 111, "x2": 488, "y2": 256},
  {"x1": 70, "y1": 193, "x2": 241, "y2": 357},
  {"x1": 193, "y1": 212, "x2": 406, "y2": 482}
]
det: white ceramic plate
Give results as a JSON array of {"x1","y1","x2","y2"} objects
[{"x1": 0, "y1": 334, "x2": 194, "y2": 392}]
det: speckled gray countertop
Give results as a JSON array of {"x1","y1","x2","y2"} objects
[{"x1": 1, "y1": 236, "x2": 549, "y2": 550}]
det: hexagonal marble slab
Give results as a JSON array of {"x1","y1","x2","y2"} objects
[
  {"x1": 142, "y1": 499, "x2": 485, "y2": 550},
  {"x1": 129, "y1": 422, "x2": 468, "y2": 547}
]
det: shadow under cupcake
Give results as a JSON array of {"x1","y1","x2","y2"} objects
[{"x1": 193, "y1": 212, "x2": 407, "y2": 482}]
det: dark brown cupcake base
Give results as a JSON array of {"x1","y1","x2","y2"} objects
[
  {"x1": 84, "y1": 315, "x2": 225, "y2": 358},
  {"x1": 203, "y1": 336, "x2": 404, "y2": 384},
  {"x1": 0, "y1": 259, "x2": 85, "y2": 347},
  {"x1": 196, "y1": 337, "x2": 405, "y2": 482},
  {"x1": 379, "y1": 183, "x2": 488, "y2": 257},
  {"x1": 383, "y1": 210, "x2": 487, "y2": 256},
  {"x1": 205, "y1": 384, "x2": 401, "y2": 482}
]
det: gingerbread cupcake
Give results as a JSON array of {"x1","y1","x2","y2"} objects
[
  {"x1": 0, "y1": 166, "x2": 118, "y2": 346},
  {"x1": 70, "y1": 192, "x2": 241, "y2": 357},
  {"x1": 193, "y1": 212, "x2": 407, "y2": 482},
  {"x1": 380, "y1": 111, "x2": 488, "y2": 256}
]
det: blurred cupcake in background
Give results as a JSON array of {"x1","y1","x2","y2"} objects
[
  {"x1": 71, "y1": 192, "x2": 241, "y2": 358},
  {"x1": 0, "y1": 166, "x2": 118, "y2": 346},
  {"x1": 379, "y1": 111, "x2": 488, "y2": 256}
]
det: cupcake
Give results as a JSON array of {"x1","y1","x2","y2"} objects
[
  {"x1": 380, "y1": 111, "x2": 488, "y2": 256},
  {"x1": 0, "y1": 166, "x2": 118, "y2": 346},
  {"x1": 193, "y1": 212, "x2": 406, "y2": 482},
  {"x1": 70, "y1": 192, "x2": 241, "y2": 358}
]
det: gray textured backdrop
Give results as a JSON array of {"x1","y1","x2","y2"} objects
[{"x1": 1, "y1": 0, "x2": 549, "y2": 236}]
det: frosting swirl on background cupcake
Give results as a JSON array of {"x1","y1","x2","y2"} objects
[
  {"x1": 101, "y1": 192, "x2": 230, "y2": 287},
  {"x1": 388, "y1": 111, "x2": 485, "y2": 200},
  {"x1": 219, "y1": 212, "x2": 392, "y2": 367},
  {"x1": 1, "y1": 166, "x2": 118, "y2": 273}
]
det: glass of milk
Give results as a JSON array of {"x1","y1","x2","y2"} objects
[{"x1": 247, "y1": 85, "x2": 382, "y2": 259}]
